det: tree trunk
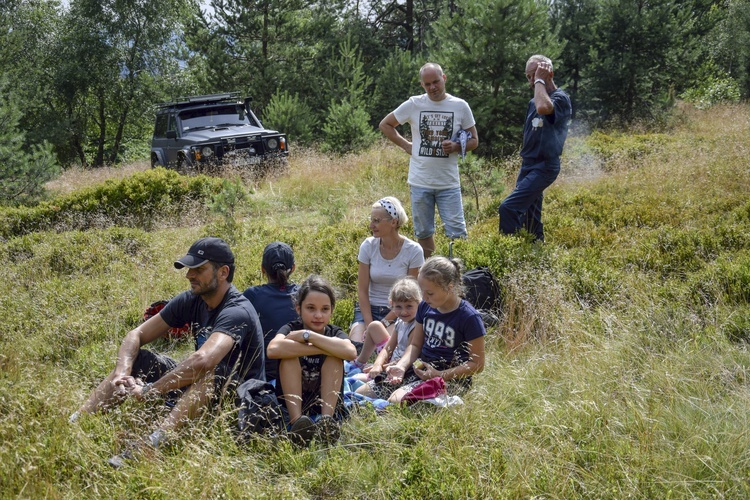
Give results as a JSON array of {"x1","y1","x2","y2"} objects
[{"x1": 94, "y1": 88, "x2": 106, "y2": 167}]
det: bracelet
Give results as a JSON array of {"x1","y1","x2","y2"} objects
[
  {"x1": 140, "y1": 382, "x2": 154, "y2": 397},
  {"x1": 380, "y1": 319, "x2": 393, "y2": 327},
  {"x1": 534, "y1": 78, "x2": 546, "y2": 86}
]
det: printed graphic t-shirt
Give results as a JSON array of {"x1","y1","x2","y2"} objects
[{"x1": 393, "y1": 94, "x2": 476, "y2": 190}]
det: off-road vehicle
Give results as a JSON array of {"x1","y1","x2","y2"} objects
[{"x1": 151, "y1": 92, "x2": 288, "y2": 173}]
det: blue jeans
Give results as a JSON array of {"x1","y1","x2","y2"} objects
[
  {"x1": 351, "y1": 303, "x2": 391, "y2": 326},
  {"x1": 410, "y1": 185, "x2": 468, "y2": 239},
  {"x1": 499, "y1": 160, "x2": 560, "y2": 241}
]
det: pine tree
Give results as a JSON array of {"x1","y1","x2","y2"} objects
[{"x1": 0, "y1": 84, "x2": 59, "y2": 206}]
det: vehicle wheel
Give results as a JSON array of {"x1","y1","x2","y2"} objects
[{"x1": 176, "y1": 155, "x2": 191, "y2": 175}]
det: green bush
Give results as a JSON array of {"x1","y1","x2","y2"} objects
[
  {"x1": 723, "y1": 307, "x2": 750, "y2": 344},
  {"x1": 558, "y1": 251, "x2": 624, "y2": 306},
  {"x1": 0, "y1": 168, "x2": 223, "y2": 238},
  {"x1": 262, "y1": 90, "x2": 319, "y2": 145},
  {"x1": 689, "y1": 251, "x2": 750, "y2": 306},
  {"x1": 321, "y1": 99, "x2": 378, "y2": 155},
  {"x1": 369, "y1": 50, "x2": 418, "y2": 127},
  {"x1": 586, "y1": 131, "x2": 670, "y2": 170},
  {"x1": 681, "y1": 77, "x2": 741, "y2": 109}
]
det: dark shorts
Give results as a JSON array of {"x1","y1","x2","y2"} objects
[{"x1": 131, "y1": 349, "x2": 237, "y2": 402}]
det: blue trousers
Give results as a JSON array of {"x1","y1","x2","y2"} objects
[{"x1": 499, "y1": 160, "x2": 560, "y2": 241}]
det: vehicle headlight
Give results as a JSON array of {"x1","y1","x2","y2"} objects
[
  {"x1": 266, "y1": 138, "x2": 278, "y2": 150},
  {"x1": 201, "y1": 146, "x2": 214, "y2": 157}
]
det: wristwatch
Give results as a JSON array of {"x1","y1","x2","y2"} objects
[
  {"x1": 303, "y1": 330, "x2": 311, "y2": 343},
  {"x1": 534, "y1": 78, "x2": 546, "y2": 86},
  {"x1": 381, "y1": 319, "x2": 393, "y2": 327}
]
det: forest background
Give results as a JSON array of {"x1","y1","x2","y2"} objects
[
  {"x1": 1, "y1": 0, "x2": 750, "y2": 497},
  {"x1": 2, "y1": 0, "x2": 750, "y2": 184}
]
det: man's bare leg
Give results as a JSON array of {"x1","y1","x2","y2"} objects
[
  {"x1": 160, "y1": 371, "x2": 214, "y2": 432},
  {"x1": 74, "y1": 370, "x2": 124, "y2": 418},
  {"x1": 418, "y1": 236, "x2": 435, "y2": 258}
]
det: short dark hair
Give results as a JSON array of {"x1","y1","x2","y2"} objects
[{"x1": 210, "y1": 261, "x2": 235, "y2": 283}]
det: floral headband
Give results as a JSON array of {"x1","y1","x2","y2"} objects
[{"x1": 378, "y1": 199, "x2": 398, "y2": 220}]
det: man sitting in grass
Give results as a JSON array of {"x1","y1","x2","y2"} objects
[{"x1": 69, "y1": 237, "x2": 265, "y2": 468}]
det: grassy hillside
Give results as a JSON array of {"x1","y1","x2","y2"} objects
[{"x1": 1, "y1": 104, "x2": 749, "y2": 498}]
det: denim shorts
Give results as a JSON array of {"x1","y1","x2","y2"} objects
[
  {"x1": 410, "y1": 185, "x2": 467, "y2": 239},
  {"x1": 351, "y1": 302, "x2": 391, "y2": 326}
]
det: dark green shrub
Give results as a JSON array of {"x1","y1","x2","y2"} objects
[
  {"x1": 370, "y1": 50, "x2": 418, "y2": 128},
  {"x1": 0, "y1": 168, "x2": 223, "y2": 238},
  {"x1": 449, "y1": 232, "x2": 540, "y2": 279},
  {"x1": 321, "y1": 99, "x2": 377, "y2": 155},
  {"x1": 262, "y1": 90, "x2": 318, "y2": 145},
  {"x1": 559, "y1": 251, "x2": 623, "y2": 306}
]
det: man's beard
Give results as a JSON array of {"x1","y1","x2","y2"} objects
[{"x1": 192, "y1": 274, "x2": 219, "y2": 296}]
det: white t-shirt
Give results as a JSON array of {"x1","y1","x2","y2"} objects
[
  {"x1": 358, "y1": 236, "x2": 424, "y2": 307},
  {"x1": 391, "y1": 318, "x2": 416, "y2": 362},
  {"x1": 393, "y1": 93, "x2": 476, "y2": 190}
]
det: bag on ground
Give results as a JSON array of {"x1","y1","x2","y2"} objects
[
  {"x1": 462, "y1": 267, "x2": 501, "y2": 326},
  {"x1": 402, "y1": 376, "x2": 446, "y2": 405},
  {"x1": 143, "y1": 300, "x2": 191, "y2": 338},
  {"x1": 236, "y1": 378, "x2": 284, "y2": 438}
]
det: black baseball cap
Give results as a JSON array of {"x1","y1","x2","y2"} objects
[
  {"x1": 174, "y1": 237, "x2": 235, "y2": 269},
  {"x1": 261, "y1": 241, "x2": 294, "y2": 272}
]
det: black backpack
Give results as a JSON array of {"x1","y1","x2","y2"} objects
[
  {"x1": 236, "y1": 378, "x2": 284, "y2": 438},
  {"x1": 462, "y1": 267, "x2": 501, "y2": 326}
]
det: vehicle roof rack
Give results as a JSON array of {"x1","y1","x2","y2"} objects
[{"x1": 156, "y1": 92, "x2": 242, "y2": 109}]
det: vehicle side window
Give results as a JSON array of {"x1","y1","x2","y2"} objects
[
  {"x1": 154, "y1": 114, "x2": 168, "y2": 137},
  {"x1": 168, "y1": 113, "x2": 177, "y2": 132}
]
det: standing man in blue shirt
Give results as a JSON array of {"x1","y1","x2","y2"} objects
[{"x1": 499, "y1": 55, "x2": 572, "y2": 242}]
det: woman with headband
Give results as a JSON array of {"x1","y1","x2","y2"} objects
[{"x1": 349, "y1": 197, "x2": 424, "y2": 364}]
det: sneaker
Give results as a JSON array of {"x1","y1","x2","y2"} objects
[
  {"x1": 107, "y1": 436, "x2": 157, "y2": 468},
  {"x1": 107, "y1": 441, "x2": 142, "y2": 469},
  {"x1": 288, "y1": 415, "x2": 315, "y2": 446},
  {"x1": 314, "y1": 415, "x2": 341, "y2": 445}
]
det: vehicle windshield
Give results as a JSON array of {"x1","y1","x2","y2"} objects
[{"x1": 178, "y1": 105, "x2": 254, "y2": 132}]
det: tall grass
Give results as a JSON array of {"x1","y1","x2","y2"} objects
[{"x1": 1, "y1": 105, "x2": 749, "y2": 497}]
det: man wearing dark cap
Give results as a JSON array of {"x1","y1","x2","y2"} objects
[
  {"x1": 70, "y1": 237, "x2": 265, "y2": 467},
  {"x1": 243, "y1": 241, "x2": 299, "y2": 382}
]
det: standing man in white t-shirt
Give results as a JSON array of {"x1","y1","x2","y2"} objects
[{"x1": 379, "y1": 62, "x2": 479, "y2": 258}]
